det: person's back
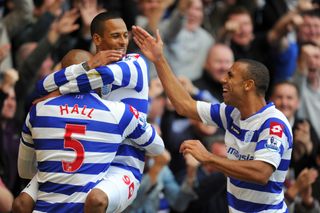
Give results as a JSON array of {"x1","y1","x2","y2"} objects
[{"x1": 21, "y1": 91, "x2": 160, "y2": 212}]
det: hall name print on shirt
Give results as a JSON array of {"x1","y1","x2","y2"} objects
[{"x1": 59, "y1": 104, "x2": 94, "y2": 118}]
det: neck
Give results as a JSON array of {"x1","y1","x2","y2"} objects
[{"x1": 237, "y1": 95, "x2": 266, "y2": 120}]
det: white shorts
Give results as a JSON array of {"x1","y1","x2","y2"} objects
[
  {"x1": 21, "y1": 175, "x2": 38, "y2": 202},
  {"x1": 94, "y1": 167, "x2": 140, "y2": 213}
]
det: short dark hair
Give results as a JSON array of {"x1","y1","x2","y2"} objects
[
  {"x1": 224, "y1": 6, "x2": 252, "y2": 24},
  {"x1": 238, "y1": 59, "x2": 270, "y2": 96},
  {"x1": 301, "y1": 8, "x2": 320, "y2": 18},
  {"x1": 90, "y1": 11, "x2": 122, "y2": 37},
  {"x1": 271, "y1": 80, "x2": 300, "y2": 98}
]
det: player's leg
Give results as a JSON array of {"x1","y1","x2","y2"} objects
[
  {"x1": 85, "y1": 168, "x2": 139, "y2": 213},
  {"x1": 12, "y1": 176, "x2": 38, "y2": 213},
  {"x1": 84, "y1": 188, "x2": 109, "y2": 213}
]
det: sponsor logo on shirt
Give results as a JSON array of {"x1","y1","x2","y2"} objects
[
  {"x1": 124, "y1": 54, "x2": 140, "y2": 61},
  {"x1": 129, "y1": 106, "x2": 139, "y2": 118},
  {"x1": 270, "y1": 122, "x2": 283, "y2": 138},
  {"x1": 227, "y1": 147, "x2": 254, "y2": 160},
  {"x1": 265, "y1": 136, "x2": 281, "y2": 152}
]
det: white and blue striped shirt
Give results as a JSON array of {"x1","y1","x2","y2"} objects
[
  {"x1": 197, "y1": 101, "x2": 292, "y2": 213},
  {"x1": 20, "y1": 92, "x2": 163, "y2": 212},
  {"x1": 37, "y1": 54, "x2": 153, "y2": 182}
]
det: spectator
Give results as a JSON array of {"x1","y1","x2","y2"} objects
[
  {"x1": 293, "y1": 44, "x2": 320, "y2": 139},
  {"x1": 162, "y1": 0, "x2": 214, "y2": 80},
  {"x1": 270, "y1": 80, "x2": 319, "y2": 177},
  {"x1": 193, "y1": 43, "x2": 234, "y2": 102},
  {"x1": 0, "y1": 68, "x2": 23, "y2": 196},
  {"x1": 285, "y1": 168, "x2": 320, "y2": 213}
]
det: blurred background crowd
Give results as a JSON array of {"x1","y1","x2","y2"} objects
[{"x1": 0, "y1": 0, "x2": 320, "y2": 212}]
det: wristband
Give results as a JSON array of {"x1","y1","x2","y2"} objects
[{"x1": 81, "y1": 61, "x2": 91, "y2": 71}]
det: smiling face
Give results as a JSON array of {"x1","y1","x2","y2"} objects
[
  {"x1": 229, "y1": 13, "x2": 253, "y2": 46},
  {"x1": 93, "y1": 18, "x2": 129, "y2": 55},
  {"x1": 221, "y1": 62, "x2": 248, "y2": 106},
  {"x1": 206, "y1": 44, "x2": 234, "y2": 82},
  {"x1": 270, "y1": 83, "x2": 300, "y2": 120}
]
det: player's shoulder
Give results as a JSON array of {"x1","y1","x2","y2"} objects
[{"x1": 263, "y1": 104, "x2": 289, "y2": 124}]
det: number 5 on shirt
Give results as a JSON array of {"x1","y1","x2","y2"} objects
[{"x1": 62, "y1": 124, "x2": 86, "y2": 172}]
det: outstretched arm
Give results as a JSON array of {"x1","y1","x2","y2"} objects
[
  {"x1": 132, "y1": 26, "x2": 200, "y2": 121},
  {"x1": 37, "y1": 50, "x2": 146, "y2": 95}
]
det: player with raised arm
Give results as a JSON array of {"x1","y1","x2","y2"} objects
[
  {"x1": 14, "y1": 50, "x2": 164, "y2": 212},
  {"x1": 132, "y1": 25, "x2": 293, "y2": 213},
  {"x1": 14, "y1": 12, "x2": 161, "y2": 213}
]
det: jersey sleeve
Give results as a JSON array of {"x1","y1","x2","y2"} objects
[
  {"x1": 121, "y1": 105, "x2": 164, "y2": 156},
  {"x1": 37, "y1": 54, "x2": 148, "y2": 95},
  {"x1": 254, "y1": 118, "x2": 292, "y2": 169},
  {"x1": 36, "y1": 64, "x2": 86, "y2": 95},
  {"x1": 18, "y1": 112, "x2": 37, "y2": 179},
  {"x1": 196, "y1": 101, "x2": 228, "y2": 130}
]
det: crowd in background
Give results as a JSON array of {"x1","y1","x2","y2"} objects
[{"x1": 0, "y1": 0, "x2": 320, "y2": 212}]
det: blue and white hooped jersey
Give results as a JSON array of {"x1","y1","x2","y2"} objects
[
  {"x1": 37, "y1": 54, "x2": 153, "y2": 182},
  {"x1": 20, "y1": 92, "x2": 163, "y2": 212},
  {"x1": 197, "y1": 101, "x2": 292, "y2": 213}
]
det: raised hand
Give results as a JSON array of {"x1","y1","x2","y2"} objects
[
  {"x1": 294, "y1": 120, "x2": 313, "y2": 155},
  {"x1": 56, "y1": 9, "x2": 80, "y2": 35},
  {"x1": 132, "y1": 26, "x2": 164, "y2": 63},
  {"x1": 79, "y1": 0, "x2": 102, "y2": 26}
]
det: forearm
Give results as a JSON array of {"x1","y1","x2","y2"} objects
[
  {"x1": 267, "y1": 11, "x2": 297, "y2": 48},
  {"x1": 160, "y1": 9, "x2": 184, "y2": 43},
  {"x1": 154, "y1": 56, "x2": 200, "y2": 120},
  {"x1": 206, "y1": 154, "x2": 273, "y2": 185}
]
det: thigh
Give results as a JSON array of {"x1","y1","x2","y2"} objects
[{"x1": 94, "y1": 169, "x2": 140, "y2": 213}]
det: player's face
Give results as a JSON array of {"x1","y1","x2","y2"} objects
[
  {"x1": 271, "y1": 84, "x2": 299, "y2": 119},
  {"x1": 95, "y1": 18, "x2": 129, "y2": 55},
  {"x1": 221, "y1": 62, "x2": 248, "y2": 106}
]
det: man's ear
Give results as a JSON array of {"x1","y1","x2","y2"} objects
[
  {"x1": 92, "y1": 33, "x2": 101, "y2": 46},
  {"x1": 244, "y1": 79, "x2": 254, "y2": 91}
]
